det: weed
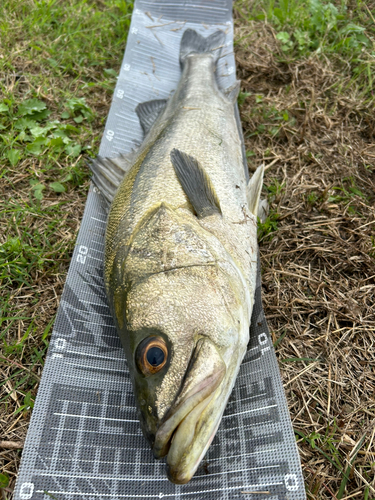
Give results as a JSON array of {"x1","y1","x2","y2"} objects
[
  {"x1": 328, "y1": 179, "x2": 368, "y2": 215},
  {"x1": 236, "y1": 0, "x2": 374, "y2": 95},
  {"x1": 0, "y1": 473, "x2": 9, "y2": 488},
  {"x1": 266, "y1": 178, "x2": 285, "y2": 200},
  {"x1": 238, "y1": 90, "x2": 251, "y2": 106},
  {"x1": 249, "y1": 0, "x2": 371, "y2": 57},
  {"x1": 306, "y1": 191, "x2": 319, "y2": 206},
  {"x1": 0, "y1": 97, "x2": 91, "y2": 189},
  {"x1": 258, "y1": 210, "x2": 279, "y2": 241},
  {"x1": 14, "y1": 391, "x2": 35, "y2": 417},
  {"x1": 245, "y1": 99, "x2": 295, "y2": 140}
]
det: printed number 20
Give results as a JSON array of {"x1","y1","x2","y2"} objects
[{"x1": 77, "y1": 245, "x2": 88, "y2": 264}]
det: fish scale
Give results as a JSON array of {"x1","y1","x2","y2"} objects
[{"x1": 14, "y1": 1, "x2": 306, "y2": 499}]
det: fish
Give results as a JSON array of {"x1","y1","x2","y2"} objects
[{"x1": 89, "y1": 28, "x2": 264, "y2": 485}]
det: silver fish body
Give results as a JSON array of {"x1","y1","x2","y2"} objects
[{"x1": 90, "y1": 29, "x2": 264, "y2": 484}]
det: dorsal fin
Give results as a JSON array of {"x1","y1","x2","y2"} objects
[
  {"x1": 135, "y1": 99, "x2": 167, "y2": 135},
  {"x1": 170, "y1": 148, "x2": 221, "y2": 218}
]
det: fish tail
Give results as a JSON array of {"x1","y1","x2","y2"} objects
[{"x1": 179, "y1": 29, "x2": 226, "y2": 67}]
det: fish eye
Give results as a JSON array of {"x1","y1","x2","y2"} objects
[{"x1": 136, "y1": 337, "x2": 168, "y2": 376}]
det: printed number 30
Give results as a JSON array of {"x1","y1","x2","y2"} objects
[{"x1": 77, "y1": 245, "x2": 88, "y2": 264}]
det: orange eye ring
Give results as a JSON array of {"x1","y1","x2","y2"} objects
[{"x1": 136, "y1": 337, "x2": 168, "y2": 376}]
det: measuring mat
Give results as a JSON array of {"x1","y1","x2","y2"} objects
[{"x1": 14, "y1": 1, "x2": 306, "y2": 499}]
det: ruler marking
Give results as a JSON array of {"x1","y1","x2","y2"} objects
[
  {"x1": 50, "y1": 426, "x2": 140, "y2": 436},
  {"x1": 53, "y1": 412, "x2": 137, "y2": 423},
  {"x1": 43, "y1": 447, "x2": 279, "y2": 466},
  {"x1": 65, "y1": 361, "x2": 127, "y2": 373},
  {"x1": 70, "y1": 329, "x2": 119, "y2": 341},
  {"x1": 87, "y1": 255, "x2": 103, "y2": 262},
  {"x1": 226, "y1": 392, "x2": 267, "y2": 405},
  {"x1": 66, "y1": 350, "x2": 124, "y2": 362},
  {"x1": 57, "y1": 398, "x2": 134, "y2": 409},
  {"x1": 223, "y1": 404, "x2": 277, "y2": 418},
  {"x1": 81, "y1": 280, "x2": 106, "y2": 291},
  {"x1": 89, "y1": 247, "x2": 104, "y2": 254},
  {"x1": 91, "y1": 216, "x2": 107, "y2": 224},
  {"x1": 35, "y1": 465, "x2": 280, "y2": 481},
  {"x1": 80, "y1": 299, "x2": 110, "y2": 309},
  {"x1": 64, "y1": 374, "x2": 130, "y2": 384},
  {"x1": 74, "y1": 319, "x2": 116, "y2": 329},
  {"x1": 35, "y1": 483, "x2": 284, "y2": 497}
]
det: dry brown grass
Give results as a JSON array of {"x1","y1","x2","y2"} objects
[{"x1": 235, "y1": 18, "x2": 375, "y2": 499}]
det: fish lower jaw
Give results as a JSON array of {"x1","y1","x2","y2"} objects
[{"x1": 165, "y1": 392, "x2": 216, "y2": 484}]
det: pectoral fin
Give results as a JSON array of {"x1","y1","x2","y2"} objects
[
  {"x1": 257, "y1": 198, "x2": 269, "y2": 223},
  {"x1": 224, "y1": 80, "x2": 241, "y2": 104},
  {"x1": 246, "y1": 164, "x2": 264, "y2": 217},
  {"x1": 170, "y1": 148, "x2": 221, "y2": 219},
  {"x1": 88, "y1": 152, "x2": 135, "y2": 204}
]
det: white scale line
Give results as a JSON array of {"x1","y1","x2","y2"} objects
[
  {"x1": 223, "y1": 404, "x2": 277, "y2": 418},
  {"x1": 204, "y1": 447, "x2": 278, "y2": 462},
  {"x1": 34, "y1": 472, "x2": 164, "y2": 484},
  {"x1": 114, "y1": 113, "x2": 139, "y2": 122},
  {"x1": 88, "y1": 255, "x2": 102, "y2": 262},
  {"x1": 34, "y1": 464, "x2": 280, "y2": 482},
  {"x1": 57, "y1": 398, "x2": 134, "y2": 410},
  {"x1": 89, "y1": 247, "x2": 104, "y2": 254},
  {"x1": 81, "y1": 299, "x2": 110, "y2": 309},
  {"x1": 239, "y1": 368, "x2": 263, "y2": 377},
  {"x1": 50, "y1": 426, "x2": 140, "y2": 436},
  {"x1": 75, "y1": 319, "x2": 116, "y2": 329},
  {"x1": 184, "y1": 464, "x2": 280, "y2": 479},
  {"x1": 64, "y1": 374, "x2": 130, "y2": 384},
  {"x1": 90, "y1": 230, "x2": 105, "y2": 237},
  {"x1": 66, "y1": 350, "x2": 124, "y2": 362},
  {"x1": 65, "y1": 361, "x2": 128, "y2": 374},
  {"x1": 91, "y1": 216, "x2": 107, "y2": 224},
  {"x1": 210, "y1": 429, "x2": 280, "y2": 449},
  {"x1": 44, "y1": 447, "x2": 279, "y2": 466},
  {"x1": 86, "y1": 263, "x2": 103, "y2": 271},
  {"x1": 71, "y1": 329, "x2": 120, "y2": 342},
  {"x1": 44, "y1": 456, "x2": 162, "y2": 466},
  {"x1": 91, "y1": 239, "x2": 105, "y2": 246},
  {"x1": 219, "y1": 418, "x2": 275, "y2": 432},
  {"x1": 81, "y1": 282, "x2": 106, "y2": 291},
  {"x1": 109, "y1": 130, "x2": 134, "y2": 138},
  {"x1": 36, "y1": 483, "x2": 284, "y2": 498},
  {"x1": 227, "y1": 392, "x2": 267, "y2": 405},
  {"x1": 53, "y1": 412, "x2": 137, "y2": 423}
]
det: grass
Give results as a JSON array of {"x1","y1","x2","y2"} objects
[
  {"x1": 1, "y1": 0, "x2": 374, "y2": 499},
  {"x1": 0, "y1": 0, "x2": 132, "y2": 495}
]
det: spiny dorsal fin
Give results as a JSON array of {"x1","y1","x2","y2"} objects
[
  {"x1": 170, "y1": 148, "x2": 221, "y2": 219},
  {"x1": 88, "y1": 152, "x2": 134, "y2": 205},
  {"x1": 246, "y1": 164, "x2": 264, "y2": 217},
  {"x1": 136, "y1": 99, "x2": 167, "y2": 135},
  {"x1": 180, "y1": 29, "x2": 225, "y2": 67}
]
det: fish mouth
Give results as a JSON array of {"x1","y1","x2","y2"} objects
[{"x1": 153, "y1": 338, "x2": 226, "y2": 484}]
